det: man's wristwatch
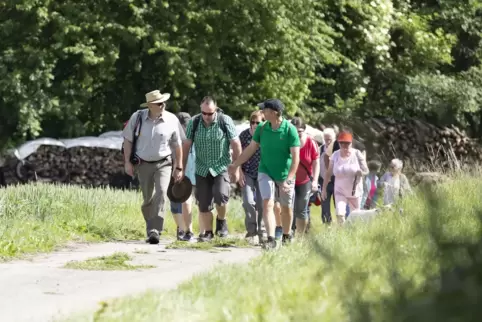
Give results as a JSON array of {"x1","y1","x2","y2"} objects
[
  {"x1": 286, "y1": 178, "x2": 294, "y2": 185},
  {"x1": 176, "y1": 167, "x2": 183, "y2": 171}
]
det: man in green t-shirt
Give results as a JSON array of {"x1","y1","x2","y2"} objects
[{"x1": 228, "y1": 99, "x2": 300, "y2": 249}]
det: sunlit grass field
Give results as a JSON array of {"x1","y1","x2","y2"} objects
[
  {"x1": 0, "y1": 183, "x2": 246, "y2": 260},
  {"x1": 65, "y1": 172, "x2": 482, "y2": 321}
]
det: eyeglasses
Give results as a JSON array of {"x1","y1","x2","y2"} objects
[
  {"x1": 201, "y1": 111, "x2": 215, "y2": 116},
  {"x1": 250, "y1": 121, "x2": 260, "y2": 125}
]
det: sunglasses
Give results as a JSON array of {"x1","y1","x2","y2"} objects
[
  {"x1": 250, "y1": 121, "x2": 260, "y2": 125},
  {"x1": 201, "y1": 111, "x2": 215, "y2": 116}
]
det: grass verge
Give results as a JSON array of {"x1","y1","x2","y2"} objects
[
  {"x1": 0, "y1": 183, "x2": 246, "y2": 260},
  {"x1": 67, "y1": 172, "x2": 482, "y2": 321},
  {"x1": 63, "y1": 252, "x2": 155, "y2": 271},
  {"x1": 166, "y1": 236, "x2": 251, "y2": 251}
]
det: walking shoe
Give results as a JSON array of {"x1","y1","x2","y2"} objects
[
  {"x1": 274, "y1": 226, "x2": 283, "y2": 240},
  {"x1": 199, "y1": 231, "x2": 214, "y2": 242},
  {"x1": 177, "y1": 228, "x2": 185, "y2": 241},
  {"x1": 146, "y1": 230, "x2": 160, "y2": 245},
  {"x1": 257, "y1": 231, "x2": 266, "y2": 245},
  {"x1": 182, "y1": 231, "x2": 195, "y2": 242},
  {"x1": 245, "y1": 231, "x2": 258, "y2": 245},
  {"x1": 262, "y1": 236, "x2": 277, "y2": 250},
  {"x1": 215, "y1": 218, "x2": 229, "y2": 238},
  {"x1": 282, "y1": 234, "x2": 292, "y2": 245}
]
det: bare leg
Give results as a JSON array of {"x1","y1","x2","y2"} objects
[
  {"x1": 263, "y1": 199, "x2": 276, "y2": 237},
  {"x1": 182, "y1": 196, "x2": 193, "y2": 232},
  {"x1": 281, "y1": 205, "x2": 293, "y2": 235},
  {"x1": 296, "y1": 218, "x2": 307, "y2": 235},
  {"x1": 216, "y1": 204, "x2": 227, "y2": 220},
  {"x1": 274, "y1": 202, "x2": 282, "y2": 226}
]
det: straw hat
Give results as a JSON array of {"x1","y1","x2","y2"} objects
[{"x1": 140, "y1": 90, "x2": 171, "y2": 107}]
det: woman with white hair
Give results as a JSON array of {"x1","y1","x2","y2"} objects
[
  {"x1": 319, "y1": 127, "x2": 338, "y2": 223},
  {"x1": 378, "y1": 158, "x2": 412, "y2": 206}
]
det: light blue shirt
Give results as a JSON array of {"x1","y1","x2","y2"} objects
[{"x1": 186, "y1": 145, "x2": 196, "y2": 185}]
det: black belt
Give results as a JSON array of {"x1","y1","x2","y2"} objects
[{"x1": 139, "y1": 155, "x2": 171, "y2": 164}]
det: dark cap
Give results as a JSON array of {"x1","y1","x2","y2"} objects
[
  {"x1": 257, "y1": 99, "x2": 285, "y2": 112},
  {"x1": 176, "y1": 112, "x2": 191, "y2": 126}
]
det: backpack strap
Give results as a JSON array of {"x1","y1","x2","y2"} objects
[
  {"x1": 189, "y1": 111, "x2": 229, "y2": 141},
  {"x1": 258, "y1": 122, "x2": 268, "y2": 142},
  {"x1": 217, "y1": 112, "x2": 228, "y2": 137},
  {"x1": 188, "y1": 114, "x2": 202, "y2": 141}
]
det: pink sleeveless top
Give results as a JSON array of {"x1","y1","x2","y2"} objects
[{"x1": 330, "y1": 149, "x2": 364, "y2": 198}]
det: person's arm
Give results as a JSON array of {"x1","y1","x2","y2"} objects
[
  {"x1": 225, "y1": 116, "x2": 242, "y2": 162},
  {"x1": 311, "y1": 141, "x2": 320, "y2": 182},
  {"x1": 286, "y1": 124, "x2": 301, "y2": 182},
  {"x1": 169, "y1": 122, "x2": 183, "y2": 170},
  {"x1": 356, "y1": 150, "x2": 369, "y2": 176},
  {"x1": 288, "y1": 147, "x2": 300, "y2": 182},
  {"x1": 323, "y1": 154, "x2": 330, "y2": 170},
  {"x1": 182, "y1": 120, "x2": 194, "y2": 170},
  {"x1": 322, "y1": 161, "x2": 334, "y2": 191},
  {"x1": 232, "y1": 126, "x2": 260, "y2": 168}
]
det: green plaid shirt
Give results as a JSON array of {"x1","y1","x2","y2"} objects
[{"x1": 185, "y1": 113, "x2": 237, "y2": 177}]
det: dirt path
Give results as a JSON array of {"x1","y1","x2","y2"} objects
[{"x1": 0, "y1": 239, "x2": 260, "y2": 322}]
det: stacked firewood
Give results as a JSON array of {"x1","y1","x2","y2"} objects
[
  {"x1": 1, "y1": 145, "x2": 133, "y2": 188},
  {"x1": 67, "y1": 146, "x2": 126, "y2": 187},
  {"x1": 321, "y1": 118, "x2": 482, "y2": 171},
  {"x1": 2, "y1": 117, "x2": 482, "y2": 189}
]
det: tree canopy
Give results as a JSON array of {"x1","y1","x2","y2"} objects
[{"x1": 0, "y1": 0, "x2": 481, "y2": 151}]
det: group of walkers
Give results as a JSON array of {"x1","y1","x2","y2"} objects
[{"x1": 123, "y1": 90, "x2": 412, "y2": 249}]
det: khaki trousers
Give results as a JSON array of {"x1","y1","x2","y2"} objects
[{"x1": 136, "y1": 158, "x2": 172, "y2": 236}]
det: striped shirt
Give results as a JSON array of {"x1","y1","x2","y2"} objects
[{"x1": 185, "y1": 113, "x2": 237, "y2": 177}]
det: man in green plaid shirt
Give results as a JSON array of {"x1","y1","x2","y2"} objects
[{"x1": 182, "y1": 96, "x2": 242, "y2": 242}]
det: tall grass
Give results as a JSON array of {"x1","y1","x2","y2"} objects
[
  {"x1": 0, "y1": 183, "x2": 246, "y2": 260},
  {"x1": 68, "y1": 172, "x2": 482, "y2": 322}
]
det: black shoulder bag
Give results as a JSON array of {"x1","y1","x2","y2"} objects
[{"x1": 130, "y1": 111, "x2": 143, "y2": 164}]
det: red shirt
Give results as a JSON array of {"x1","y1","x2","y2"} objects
[{"x1": 295, "y1": 136, "x2": 319, "y2": 185}]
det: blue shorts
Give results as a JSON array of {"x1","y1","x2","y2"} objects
[{"x1": 170, "y1": 201, "x2": 182, "y2": 214}]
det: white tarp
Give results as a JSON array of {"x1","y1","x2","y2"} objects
[
  {"x1": 12, "y1": 119, "x2": 324, "y2": 160},
  {"x1": 14, "y1": 136, "x2": 123, "y2": 160},
  {"x1": 14, "y1": 138, "x2": 66, "y2": 160}
]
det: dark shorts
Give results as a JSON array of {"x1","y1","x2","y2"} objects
[{"x1": 195, "y1": 172, "x2": 231, "y2": 212}]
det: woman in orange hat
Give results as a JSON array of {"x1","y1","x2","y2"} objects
[{"x1": 321, "y1": 130, "x2": 368, "y2": 224}]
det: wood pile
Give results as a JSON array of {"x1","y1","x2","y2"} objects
[
  {"x1": 67, "y1": 147, "x2": 126, "y2": 187},
  {"x1": 321, "y1": 118, "x2": 482, "y2": 171},
  {"x1": 1, "y1": 145, "x2": 136, "y2": 189}
]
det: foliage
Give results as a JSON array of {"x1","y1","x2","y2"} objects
[
  {"x1": 67, "y1": 172, "x2": 482, "y2": 321},
  {"x1": 0, "y1": 0, "x2": 339, "y2": 151},
  {"x1": 0, "y1": 0, "x2": 481, "y2": 150}
]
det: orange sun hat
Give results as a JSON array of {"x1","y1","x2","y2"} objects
[{"x1": 337, "y1": 131, "x2": 353, "y2": 143}]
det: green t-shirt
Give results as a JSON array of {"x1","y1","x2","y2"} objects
[{"x1": 252, "y1": 119, "x2": 300, "y2": 182}]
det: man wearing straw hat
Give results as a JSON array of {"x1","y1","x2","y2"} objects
[{"x1": 123, "y1": 90, "x2": 184, "y2": 244}]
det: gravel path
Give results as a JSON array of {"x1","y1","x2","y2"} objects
[{"x1": 0, "y1": 239, "x2": 260, "y2": 322}]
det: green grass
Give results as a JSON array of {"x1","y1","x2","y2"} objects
[
  {"x1": 63, "y1": 252, "x2": 155, "y2": 271},
  {"x1": 0, "y1": 183, "x2": 246, "y2": 260},
  {"x1": 166, "y1": 236, "x2": 251, "y2": 251},
  {"x1": 66, "y1": 172, "x2": 482, "y2": 321}
]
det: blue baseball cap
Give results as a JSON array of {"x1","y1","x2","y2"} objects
[{"x1": 257, "y1": 99, "x2": 285, "y2": 112}]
